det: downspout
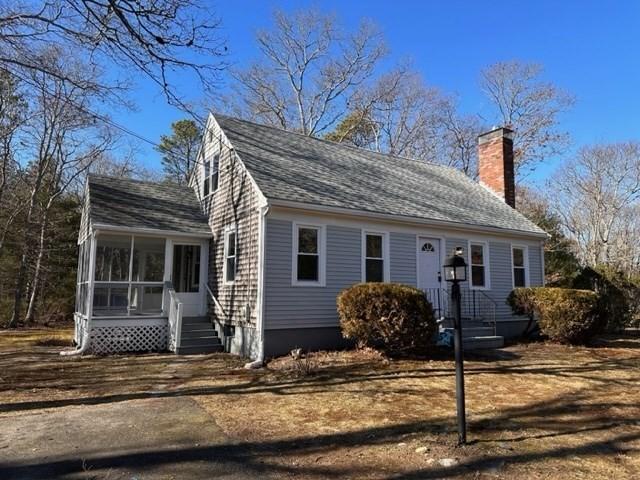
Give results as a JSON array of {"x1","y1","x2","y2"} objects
[
  {"x1": 61, "y1": 229, "x2": 97, "y2": 357},
  {"x1": 245, "y1": 203, "x2": 269, "y2": 369}
]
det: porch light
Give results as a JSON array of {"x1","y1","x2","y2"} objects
[{"x1": 443, "y1": 247, "x2": 467, "y2": 283}]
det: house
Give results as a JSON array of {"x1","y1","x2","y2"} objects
[{"x1": 72, "y1": 113, "x2": 546, "y2": 358}]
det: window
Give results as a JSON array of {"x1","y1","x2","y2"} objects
[
  {"x1": 203, "y1": 152, "x2": 220, "y2": 197},
  {"x1": 93, "y1": 235, "x2": 166, "y2": 316},
  {"x1": 293, "y1": 224, "x2": 325, "y2": 285},
  {"x1": 512, "y1": 246, "x2": 528, "y2": 287},
  {"x1": 363, "y1": 232, "x2": 388, "y2": 282},
  {"x1": 421, "y1": 242, "x2": 435, "y2": 252},
  {"x1": 469, "y1": 242, "x2": 489, "y2": 288},
  {"x1": 224, "y1": 229, "x2": 237, "y2": 284}
]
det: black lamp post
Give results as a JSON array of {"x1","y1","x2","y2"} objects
[{"x1": 443, "y1": 247, "x2": 468, "y2": 445}]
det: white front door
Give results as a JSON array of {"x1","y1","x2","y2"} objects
[
  {"x1": 418, "y1": 237, "x2": 441, "y2": 290},
  {"x1": 417, "y1": 237, "x2": 444, "y2": 315},
  {"x1": 166, "y1": 239, "x2": 208, "y2": 317}
]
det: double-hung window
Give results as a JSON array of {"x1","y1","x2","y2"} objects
[
  {"x1": 512, "y1": 245, "x2": 528, "y2": 287},
  {"x1": 293, "y1": 224, "x2": 324, "y2": 285},
  {"x1": 223, "y1": 228, "x2": 237, "y2": 284},
  {"x1": 469, "y1": 242, "x2": 489, "y2": 289},
  {"x1": 203, "y1": 152, "x2": 220, "y2": 197},
  {"x1": 363, "y1": 232, "x2": 388, "y2": 282}
]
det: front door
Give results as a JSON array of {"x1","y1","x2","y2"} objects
[
  {"x1": 417, "y1": 237, "x2": 443, "y2": 315},
  {"x1": 170, "y1": 242, "x2": 206, "y2": 316}
]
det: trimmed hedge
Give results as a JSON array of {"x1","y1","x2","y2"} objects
[
  {"x1": 507, "y1": 287, "x2": 602, "y2": 344},
  {"x1": 337, "y1": 283, "x2": 436, "y2": 353}
]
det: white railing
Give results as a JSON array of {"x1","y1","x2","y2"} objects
[{"x1": 167, "y1": 286, "x2": 184, "y2": 352}]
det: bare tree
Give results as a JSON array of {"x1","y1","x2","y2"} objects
[
  {"x1": 439, "y1": 100, "x2": 484, "y2": 177},
  {"x1": 9, "y1": 48, "x2": 114, "y2": 326},
  {"x1": 326, "y1": 67, "x2": 448, "y2": 157},
  {"x1": 0, "y1": 0, "x2": 226, "y2": 108},
  {"x1": 552, "y1": 142, "x2": 640, "y2": 274},
  {"x1": 481, "y1": 61, "x2": 574, "y2": 175},
  {"x1": 231, "y1": 9, "x2": 386, "y2": 136}
]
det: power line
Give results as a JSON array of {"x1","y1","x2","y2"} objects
[{"x1": 4, "y1": 65, "x2": 223, "y2": 169}]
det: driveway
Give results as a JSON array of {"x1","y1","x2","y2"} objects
[{"x1": 0, "y1": 396, "x2": 268, "y2": 480}]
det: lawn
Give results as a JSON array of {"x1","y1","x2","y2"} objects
[{"x1": 1, "y1": 328, "x2": 639, "y2": 479}]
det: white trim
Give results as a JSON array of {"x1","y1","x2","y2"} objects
[
  {"x1": 291, "y1": 222, "x2": 326, "y2": 287},
  {"x1": 467, "y1": 240, "x2": 491, "y2": 290},
  {"x1": 540, "y1": 240, "x2": 546, "y2": 286},
  {"x1": 269, "y1": 199, "x2": 548, "y2": 239},
  {"x1": 361, "y1": 230, "x2": 390, "y2": 282},
  {"x1": 416, "y1": 235, "x2": 446, "y2": 290},
  {"x1": 511, "y1": 244, "x2": 530, "y2": 288},
  {"x1": 93, "y1": 224, "x2": 211, "y2": 239},
  {"x1": 222, "y1": 225, "x2": 237, "y2": 285}
]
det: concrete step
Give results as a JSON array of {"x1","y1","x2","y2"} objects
[
  {"x1": 181, "y1": 321, "x2": 213, "y2": 330},
  {"x1": 180, "y1": 336, "x2": 222, "y2": 348},
  {"x1": 444, "y1": 327, "x2": 494, "y2": 338},
  {"x1": 176, "y1": 344, "x2": 224, "y2": 355},
  {"x1": 182, "y1": 316, "x2": 210, "y2": 325},
  {"x1": 463, "y1": 335, "x2": 505, "y2": 350},
  {"x1": 181, "y1": 329, "x2": 218, "y2": 340}
]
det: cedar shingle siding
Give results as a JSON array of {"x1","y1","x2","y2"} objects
[{"x1": 193, "y1": 118, "x2": 263, "y2": 328}]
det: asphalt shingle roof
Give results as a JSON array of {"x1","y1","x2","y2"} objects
[
  {"x1": 214, "y1": 114, "x2": 546, "y2": 236},
  {"x1": 87, "y1": 175, "x2": 210, "y2": 236}
]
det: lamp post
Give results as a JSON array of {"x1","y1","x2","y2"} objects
[{"x1": 443, "y1": 247, "x2": 468, "y2": 445}]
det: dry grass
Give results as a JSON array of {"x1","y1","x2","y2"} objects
[{"x1": 1, "y1": 329, "x2": 639, "y2": 479}]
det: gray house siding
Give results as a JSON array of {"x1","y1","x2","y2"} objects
[
  {"x1": 390, "y1": 233, "x2": 416, "y2": 285},
  {"x1": 264, "y1": 219, "x2": 360, "y2": 330},
  {"x1": 263, "y1": 217, "x2": 544, "y2": 354}
]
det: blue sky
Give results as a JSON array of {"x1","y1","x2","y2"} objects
[{"x1": 118, "y1": 0, "x2": 640, "y2": 185}]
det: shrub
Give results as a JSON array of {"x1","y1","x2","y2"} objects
[
  {"x1": 337, "y1": 283, "x2": 436, "y2": 354},
  {"x1": 572, "y1": 266, "x2": 638, "y2": 331},
  {"x1": 508, "y1": 287, "x2": 601, "y2": 344}
]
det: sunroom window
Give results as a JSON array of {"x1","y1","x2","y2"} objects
[{"x1": 92, "y1": 235, "x2": 166, "y2": 316}]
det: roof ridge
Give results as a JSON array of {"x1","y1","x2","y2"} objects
[
  {"x1": 211, "y1": 112, "x2": 459, "y2": 172},
  {"x1": 88, "y1": 174, "x2": 189, "y2": 190}
]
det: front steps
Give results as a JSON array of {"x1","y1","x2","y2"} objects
[
  {"x1": 176, "y1": 316, "x2": 224, "y2": 354},
  {"x1": 442, "y1": 320, "x2": 505, "y2": 350}
]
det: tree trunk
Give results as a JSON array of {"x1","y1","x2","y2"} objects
[
  {"x1": 25, "y1": 203, "x2": 51, "y2": 324},
  {"x1": 8, "y1": 182, "x2": 40, "y2": 328}
]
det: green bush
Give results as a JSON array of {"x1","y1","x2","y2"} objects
[
  {"x1": 507, "y1": 287, "x2": 601, "y2": 344},
  {"x1": 572, "y1": 266, "x2": 639, "y2": 331},
  {"x1": 337, "y1": 283, "x2": 436, "y2": 354}
]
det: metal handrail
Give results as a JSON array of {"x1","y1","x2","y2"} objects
[
  {"x1": 422, "y1": 286, "x2": 497, "y2": 334},
  {"x1": 205, "y1": 284, "x2": 226, "y2": 318}
]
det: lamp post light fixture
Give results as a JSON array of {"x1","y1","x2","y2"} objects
[{"x1": 443, "y1": 247, "x2": 468, "y2": 445}]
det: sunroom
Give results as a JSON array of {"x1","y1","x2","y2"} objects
[{"x1": 73, "y1": 176, "x2": 212, "y2": 354}]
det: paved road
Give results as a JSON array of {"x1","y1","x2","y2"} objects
[{"x1": 0, "y1": 397, "x2": 269, "y2": 480}]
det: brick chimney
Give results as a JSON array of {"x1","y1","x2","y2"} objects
[{"x1": 478, "y1": 127, "x2": 515, "y2": 208}]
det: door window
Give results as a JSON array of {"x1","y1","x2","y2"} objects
[{"x1": 173, "y1": 244, "x2": 201, "y2": 293}]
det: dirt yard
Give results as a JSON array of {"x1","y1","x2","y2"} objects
[{"x1": 1, "y1": 329, "x2": 639, "y2": 479}]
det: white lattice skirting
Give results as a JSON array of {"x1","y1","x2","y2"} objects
[{"x1": 88, "y1": 320, "x2": 169, "y2": 354}]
